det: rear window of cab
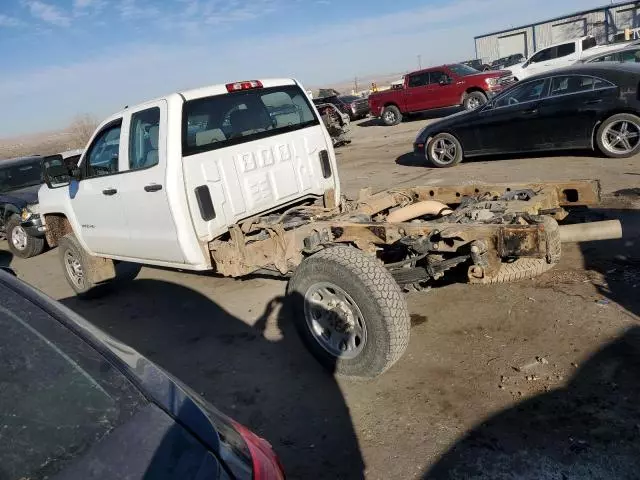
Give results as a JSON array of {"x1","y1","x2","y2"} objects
[{"x1": 182, "y1": 85, "x2": 319, "y2": 156}]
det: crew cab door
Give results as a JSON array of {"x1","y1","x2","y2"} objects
[
  {"x1": 71, "y1": 120, "x2": 130, "y2": 255},
  {"x1": 403, "y1": 72, "x2": 431, "y2": 112},
  {"x1": 424, "y1": 70, "x2": 461, "y2": 109},
  {"x1": 115, "y1": 101, "x2": 184, "y2": 263}
]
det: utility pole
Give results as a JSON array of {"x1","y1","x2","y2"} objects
[
  {"x1": 354, "y1": 76, "x2": 359, "y2": 93},
  {"x1": 417, "y1": 54, "x2": 422, "y2": 69}
]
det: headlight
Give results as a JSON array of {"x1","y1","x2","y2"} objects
[
  {"x1": 20, "y1": 204, "x2": 39, "y2": 221},
  {"x1": 485, "y1": 77, "x2": 498, "y2": 87},
  {"x1": 20, "y1": 208, "x2": 32, "y2": 221}
]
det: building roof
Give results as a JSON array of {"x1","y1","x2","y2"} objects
[{"x1": 475, "y1": 0, "x2": 639, "y2": 40}]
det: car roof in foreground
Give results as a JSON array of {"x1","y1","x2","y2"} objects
[
  {"x1": 0, "y1": 155, "x2": 42, "y2": 167},
  {"x1": 526, "y1": 62, "x2": 640, "y2": 82}
]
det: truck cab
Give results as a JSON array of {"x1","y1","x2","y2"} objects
[{"x1": 39, "y1": 79, "x2": 339, "y2": 271}]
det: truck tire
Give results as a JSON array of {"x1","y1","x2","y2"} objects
[
  {"x1": 6, "y1": 215, "x2": 45, "y2": 259},
  {"x1": 426, "y1": 132, "x2": 464, "y2": 167},
  {"x1": 463, "y1": 91, "x2": 487, "y2": 110},
  {"x1": 288, "y1": 246, "x2": 410, "y2": 378},
  {"x1": 471, "y1": 217, "x2": 561, "y2": 285},
  {"x1": 596, "y1": 113, "x2": 640, "y2": 159},
  {"x1": 381, "y1": 105, "x2": 402, "y2": 126},
  {"x1": 58, "y1": 233, "x2": 141, "y2": 297}
]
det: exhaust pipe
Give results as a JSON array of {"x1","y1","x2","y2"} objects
[{"x1": 558, "y1": 220, "x2": 623, "y2": 243}]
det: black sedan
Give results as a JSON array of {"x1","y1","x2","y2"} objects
[
  {"x1": 0, "y1": 268, "x2": 284, "y2": 479},
  {"x1": 414, "y1": 63, "x2": 640, "y2": 167}
]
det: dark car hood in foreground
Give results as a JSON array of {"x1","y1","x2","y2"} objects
[
  {"x1": 0, "y1": 271, "x2": 250, "y2": 478},
  {"x1": 0, "y1": 183, "x2": 41, "y2": 208}
]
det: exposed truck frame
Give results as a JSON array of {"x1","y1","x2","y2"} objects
[{"x1": 35, "y1": 78, "x2": 622, "y2": 379}]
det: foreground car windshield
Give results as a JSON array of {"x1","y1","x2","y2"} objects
[
  {"x1": 0, "y1": 159, "x2": 43, "y2": 193},
  {"x1": 0, "y1": 292, "x2": 146, "y2": 479},
  {"x1": 182, "y1": 84, "x2": 319, "y2": 156},
  {"x1": 448, "y1": 64, "x2": 479, "y2": 76}
]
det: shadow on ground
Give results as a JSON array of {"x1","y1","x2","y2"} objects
[
  {"x1": 424, "y1": 200, "x2": 640, "y2": 479},
  {"x1": 424, "y1": 325, "x2": 640, "y2": 479},
  {"x1": 61, "y1": 280, "x2": 365, "y2": 480},
  {"x1": 395, "y1": 149, "x2": 598, "y2": 168}
]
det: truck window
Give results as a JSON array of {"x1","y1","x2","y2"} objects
[
  {"x1": 556, "y1": 42, "x2": 576, "y2": 57},
  {"x1": 182, "y1": 85, "x2": 319, "y2": 156},
  {"x1": 582, "y1": 37, "x2": 597, "y2": 51},
  {"x1": 129, "y1": 107, "x2": 160, "y2": 170},
  {"x1": 407, "y1": 72, "x2": 429, "y2": 88},
  {"x1": 84, "y1": 121, "x2": 122, "y2": 178},
  {"x1": 529, "y1": 47, "x2": 553, "y2": 64},
  {"x1": 428, "y1": 71, "x2": 450, "y2": 84}
]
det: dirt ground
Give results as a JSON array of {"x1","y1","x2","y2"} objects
[{"x1": 2, "y1": 114, "x2": 640, "y2": 479}]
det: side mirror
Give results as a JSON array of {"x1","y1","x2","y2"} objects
[
  {"x1": 43, "y1": 156, "x2": 72, "y2": 189},
  {"x1": 439, "y1": 76, "x2": 451, "y2": 86}
]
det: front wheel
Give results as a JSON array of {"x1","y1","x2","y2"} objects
[
  {"x1": 381, "y1": 105, "x2": 402, "y2": 126},
  {"x1": 58, "y1": 233, "x2": 141, "y2": 297},
  {"x1": 288, "y1": 246, "x2": 410, "y2": 378},
  {"x1": 426, "y1": 132, "x2": 464, "y2": 168},
  {"x1": 6, "y1": 215, "x2": 45, "y2": 259},
  {"x1": 463, "y1": 91, "x2": 487, "y2": 110},
  {"x1": 596, "y1": 113, "x2": 640, "y2": 158}
]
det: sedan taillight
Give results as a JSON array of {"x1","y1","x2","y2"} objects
[{"x1": 232, "y1": 421, "x2": 285, "y2": 480}]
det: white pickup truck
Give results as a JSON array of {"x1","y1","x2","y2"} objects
[
  {"x1": 38, "y1": 78, "x2": 621, "y2": 378},
  {"x1": 509, "y1": 36, "x2": 621, "y2": 80}
]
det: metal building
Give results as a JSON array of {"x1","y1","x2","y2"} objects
[{"x1": 475, "y1": 1, "x2": 640, "y2": 63}]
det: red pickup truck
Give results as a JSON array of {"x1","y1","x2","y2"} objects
[{"x1": 369, "y1": 64, "x2": 515, "y2": 126}]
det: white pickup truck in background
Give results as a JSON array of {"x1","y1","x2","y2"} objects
[{"x1": 509, "y1": 35, "x2": 622, "y2": 80}]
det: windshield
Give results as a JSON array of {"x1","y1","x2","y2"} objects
[
  {"x1": 448, "y1": 64, "x2": 479, "y2": 76},
  {"x1": 0, "y1": 159, "x2": 43, "y2": 193},
  {"x1": 0, "y1": 286, "x2": 146, "y2": 479},
  {"x1": 183, "y1": 84, "x2": 319, "y2": 156}
]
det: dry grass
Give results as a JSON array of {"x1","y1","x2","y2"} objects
[{"x1": 0, "y1": 114, "x2": 98, "y2": 160}]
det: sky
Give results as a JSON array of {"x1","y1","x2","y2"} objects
[{"x1": 0, "y1": 0, "x2": 611, "y2": 137}]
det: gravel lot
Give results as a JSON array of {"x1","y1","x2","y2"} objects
[{"x1": 2, "y1": 113, "x2": 640, "y2": 479}]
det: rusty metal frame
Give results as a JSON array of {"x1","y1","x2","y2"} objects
[{"x1": 209, "y1": 181, "x2": 601, "y2": 277}]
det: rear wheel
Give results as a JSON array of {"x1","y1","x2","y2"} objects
[
  {"x1": 596, "y1": 113, "x2": 640, "y2": 158},
  {"x1": 381, "y1": 105, "x2": 402, "y2": 126},
  {"x1": 426, "y1": 132, "x2": 464, "y2": 168},
  {"x1": 463, "y1": 91, "x2": 487, "y2": 110},
  {"x1": 6, "y1": 215, "x2": 45, "y2": 259},
  {"x1": 288, "y1": 246, "x2": 410, "y2": 378}
]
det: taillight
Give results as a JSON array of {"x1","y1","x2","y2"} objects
[
  {"x1": 232, "y1": 421, "x2": 285, "y2": 480},
  {"x1": 226, "y1": 80, "x2": 263, "y2": 92},
  {"x1": 319, "y1": 150, "x2": 331, "y2": 178}
]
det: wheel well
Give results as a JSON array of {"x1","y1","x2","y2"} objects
[
  {"x1": 43, "y1": 213, "x2": 73, "y2": 248},
  {"x1": 2, "y1": 205, "x2": 19, "y2": 221},
  {"x1": 383, "y1": 103, "x2": 400, "y2": 110},
  {"x1": 462, "y1": 87, "x2": 487, "y2": 102}
]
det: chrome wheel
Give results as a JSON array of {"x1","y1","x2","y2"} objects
[
  {"x1": 602, "y1": 120, "x2": 640, "y2": 155},
  {"x1": 383, "y1": 110, "x2": 397, "y2": 124},
  {"x1": 11, "y1": 225, "x2": 28, "y2": 251},
  {"x1": 304, "y1": 282, "x2": 367, "y2": 359},
  {"x1": 430, "y1": 137, "x2": 458, "y2": 165},
  {"x1": 64, "y1": 249, "x2": 85, "y2": 290},
  {"x1": 466, "y1": 96, "x2": 483, "y2": 110}
]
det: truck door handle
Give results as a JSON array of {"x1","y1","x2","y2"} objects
[
  {"x1": 102, "y1": 188, "x2": 117, "y2": 196},
  {"x1": 144, "y1": 184, "x2": 163, "y2": 192}
]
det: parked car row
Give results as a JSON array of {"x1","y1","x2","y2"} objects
[{"x1": 413, "y1": 63, "x2": 640, "y2": 167}]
